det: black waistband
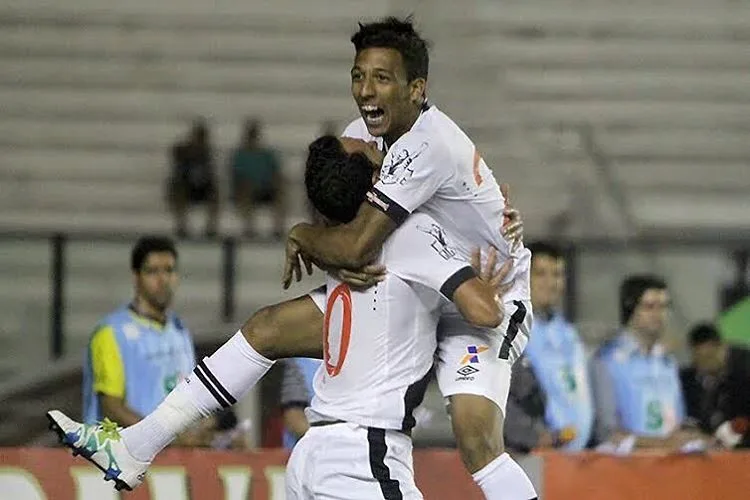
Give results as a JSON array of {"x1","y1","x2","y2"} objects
[
  {"x1": 309, "y1": 419, "x2": 346, "y2": 428},
  {"x1": 309, "y1": 420, "x2": 411, "y2": 437}
]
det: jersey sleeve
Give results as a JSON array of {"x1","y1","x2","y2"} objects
[
  {"x1": 384, "y1": 213, "x2": 476, "y2": 300},
  {"x1": 89, "y1": 325, "x2": 126, "y2": 399},
  {"x1": 308, "y1": 284, "x2": 327, "y2": 313},
  {"x1": 367, "y1": 133, "x2": 452, "y2": 225},
  {"x1": 341, "y1": 118, "x2": 367, "y2": 138}
]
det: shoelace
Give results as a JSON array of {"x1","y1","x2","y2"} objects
[{"x1": 97, "y1": 418, "x2": 122, "y2": 442}]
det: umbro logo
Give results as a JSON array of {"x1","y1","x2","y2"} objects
[{"x1": 456, "y1": 365, "x2": 479, "y2": 377}]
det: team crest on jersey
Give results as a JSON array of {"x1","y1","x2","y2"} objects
[
  {"x1": 379, "y1": 141, "x2": 428, "y2": 185},
  {"x1": 417, "y1": 223, "x2": 458, "y2": 260},
  {"x1": 123, "y1": 323, "x2": 141, "y2": 341}
]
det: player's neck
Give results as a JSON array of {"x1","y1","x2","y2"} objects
[
  {"x1": 130, "y1": 297, "x2": 168, "y2": 326},
  {"x1": 383, "y1": 105, "x2": 423, "y2": 147}
]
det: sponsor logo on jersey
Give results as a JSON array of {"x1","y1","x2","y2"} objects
[
  {"x1": 456, "y1": 365, "x2": 479, "y2": 377},
  {"x1": 460, "y1": 345, "x2": 489, "y2": 365},
  {"x1": 379, "y1": 141, "x2": 428, "y2": 185},
  {"x1": 455, "y1": 345, "x2": 489, "y2": 379},
  {"x1": 417, "y1": 223, "x2": 458, "y2": 260}
]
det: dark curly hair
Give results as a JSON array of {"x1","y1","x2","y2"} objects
[
  {"x1": 351, "y1": 16, "x2": 430, "y2": 82},
  {"x1": 131, "y1": 236, "x2": 177, "y2": 271},
  {"x1": 305, "y1": 136, "x2": 374, "y2": 224},
  {"x1": 620, "y1": 274, "x2": 668, "y2": 325}
]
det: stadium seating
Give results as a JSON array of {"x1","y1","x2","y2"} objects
[{"x1": 0, "y1": 0, "x2": 749, "y2": 380}]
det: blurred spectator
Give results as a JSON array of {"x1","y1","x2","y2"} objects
[
  {"x1": 279, "y1": 357, "x2": 321, "y2": 449},
  {"x1": 680, "y1": 322, "x2": 750, "y2": 449},
  {"x1": 504, "y1": 354, "x2": 556, "y2": 453},
  {"x1": 522, "y1": 242, "x2": 593, "y2": 451},
  {"x1": 229, "y1": 118, "x2": 285, "y2": 239},
  {"x1": 167, "y1": 118, "x2": 220, "y2": 238},
  {"x1": 591, "y1": 274, "x2": 706, "y2": 453},
  {"x1": 82, "y1": 236, "x2": 195, "y2": 427},
  {"x1": 208, "y1": 408, "x2": 252, "y2": 450}
]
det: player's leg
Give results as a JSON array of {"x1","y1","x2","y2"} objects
[
  {"x1": 121, "y1": 292, "x2": 324, "y2": 458},
  {"x1": 285, "y1": 426, "x2": 317, "y2": 500},
  {"x1": 436, "y1": 304, "x2": 537, "y2": 500},
  {"x1": 448, "y1": 394, "x2": 535, "y2": 499},
  {"x1": 48, "y1": 292, "x2": 325, "y2": 490},
  {"x1": 448, "y1": 393, "x2": 504, "y2": 473}
]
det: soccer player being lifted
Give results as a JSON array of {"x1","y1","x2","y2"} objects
[{"x1": 47, "y1": 17, "x2": 536, "y2": 500}]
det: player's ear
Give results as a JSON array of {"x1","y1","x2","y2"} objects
[{"x1": 409, "y1": 78, "x2": 426, "y2": 104}]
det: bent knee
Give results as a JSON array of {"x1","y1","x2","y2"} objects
[{"x1": 241, "y1": 305, "x2": 282, "y2": 359}]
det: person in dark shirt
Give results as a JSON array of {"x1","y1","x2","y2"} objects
[
  {"x1": 681, "y1": 322, "x2": 750, "y2": 449},
  {"x1": 167, "y1": 118, "x2": 220, "y2": 238}
]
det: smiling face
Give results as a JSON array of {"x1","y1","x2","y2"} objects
[{"x1": 350, "y1": 47, "x2": 425, "y2": 146}]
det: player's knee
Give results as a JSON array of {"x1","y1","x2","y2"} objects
[
  {"x1": 241, "y1": 305, "x2": 283, "y2": 359},
  {"x1": 449, "y1": 394, "x2": 505, "y2": 473}
]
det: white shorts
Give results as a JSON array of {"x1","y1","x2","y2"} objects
[
  {"x1": 286, "y1": 422, "x2": 422, "y2": 500},
  {"x1": 435, "y1": 300, "x2": 533, "y2": 416}
]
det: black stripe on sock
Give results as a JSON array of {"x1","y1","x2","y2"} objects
[
  {"x1": 198, "y1": 360, "x2": 237, "y2": 405},
  {"x1": 193, "y1": 364, "x2": 230, "y2": 408},
  {"x1": 367, "y1": 428, "x2": 403, "y2": 500}
]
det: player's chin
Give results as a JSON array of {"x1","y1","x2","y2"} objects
[
  {"x1": 363, "y1": 117, "x2": 389, "y2": 137},
  {"x1": 152, "y1": 294, "x2": 172, "y2": 310}
]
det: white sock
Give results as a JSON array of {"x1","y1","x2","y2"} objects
[
  {"x1": 122, "y1": 331, "x2": 274, "y2": 461},
  {"x1": 472, "y1": 453, "x2": 537, "y2": 500}
]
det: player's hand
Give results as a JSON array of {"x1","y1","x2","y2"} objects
[
  {"x1": 500, "y1": 183, "x2": 523, "y2": 251},
  {"x1": 333, "y1": 264, "x2": 387, "y2": 290},
  {"x1": 283, "y1": 225, "x2": 315, "y2": 289},
  {"x1": 472, "y1": 246, "x2": 514, "y2": 297}
]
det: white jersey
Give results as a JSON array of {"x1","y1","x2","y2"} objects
[
  {"x1": 344, "y1": 105, "x2": 531, "y2": 303},
  {"x1": 307, "y1": 212, "x2": 475, "y2": 432}
]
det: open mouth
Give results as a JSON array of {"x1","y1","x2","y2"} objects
[{"x1": 360, "y1": 105, "x2": 386, "y2": 127}]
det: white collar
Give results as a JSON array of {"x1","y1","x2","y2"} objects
[{"x1": 619, "y1": 330, "x2": 666, "y2": 357}]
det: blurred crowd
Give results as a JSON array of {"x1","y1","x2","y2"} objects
[
  {"x1": 165, "y1": 117, "x2": 338, "y2": 241},
  {"x1": 272, "y1": 242, "x2": 750, "y2": 455}
]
